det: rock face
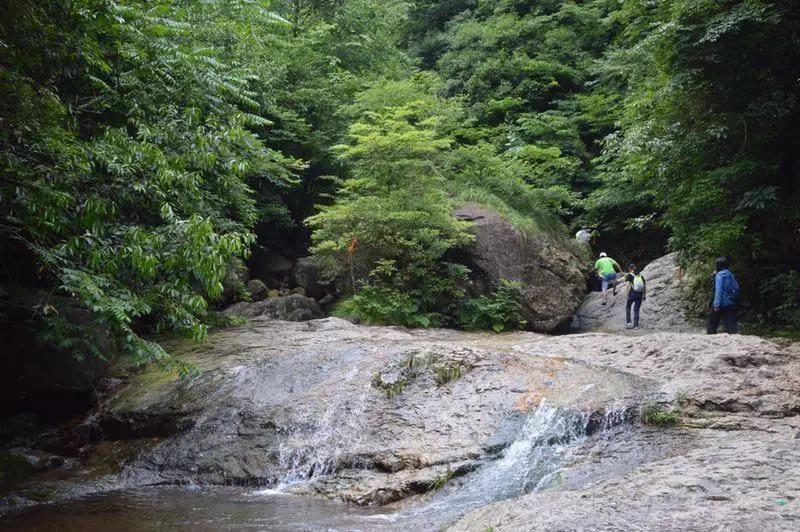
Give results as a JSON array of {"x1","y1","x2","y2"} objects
[
  {"x1": 223, "y1": 294, "x2": 323, "y2": 321},
  {"x1": 454, "y1": 204, "x2": 587, "y2": 332},
  {"x1": 451, "y1": 422, "x2": 800, "y2": 531},
  {"x1": 572, "y1": 252, "x2": 701, "y2": 333},
  {"x1": 7, "y1": 318, "x2": 800, "y2": 529},
  {"x1": 84, "y1": 319, "x2": 646, "y2": 506},
  {"x1": 450, "y1": 331, "x2": 800, "y2": 531},
  {"x1": 245, "y1": 279, "x2": 269, "y2": 301},
  {"x1": 292, "y1": 257, "x2": 328, "y2": 300}
]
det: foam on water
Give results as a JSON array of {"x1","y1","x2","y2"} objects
[{"x1": 248, "y1": 488, "x2": 291, "y2": 497}]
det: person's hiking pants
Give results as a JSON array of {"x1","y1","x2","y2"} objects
[
  {"x1": 626, "y1": 292, "x2": 643, "y2": 327},
  {"x1": 602, "y1": 273, "x2": 617, "y2": 292},
  {"x1": 707, "y1": 305, "x2": 738, "y2": 334}
]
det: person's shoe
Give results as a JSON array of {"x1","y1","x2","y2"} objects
[
  {"x1": 601, "y1": 301, "x2": 607, "y2": 306},
  {"x1": 626, "y1": 322, "x2": 633, "y2": 329},
  {"x1": 633, "y1": 325, "x2": 640, "y2": 330}
]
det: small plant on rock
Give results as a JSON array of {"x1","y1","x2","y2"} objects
[
  {"x1": 433, "y1": 362, "x2": 471, "y2": 386},
  {"x1": 371, "y1": 372, "x2": 407, "y2": 399},
  {"x1": 675, "y1": 391, "x2": 690, "y2": 407},
  {"x1": 640, "y1": 402, "x2": 680, "y2": 426},
  {"x1": 428, "y1": 468, "x2": 455, "y2": 491}
]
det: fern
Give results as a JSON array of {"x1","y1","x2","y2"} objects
[{"x1": 459, "y1": 280, "x2": 528, "y2": 333}]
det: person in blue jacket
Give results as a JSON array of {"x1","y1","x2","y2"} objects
[{"x1": 707, "y1": 257, "x2": 740, "y2": 334}]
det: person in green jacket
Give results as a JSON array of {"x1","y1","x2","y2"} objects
[{"x1": 595, "y1": 252, "x2": 623, "y2": 305}]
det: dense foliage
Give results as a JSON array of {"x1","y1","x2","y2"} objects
[
  {"x1": 406, "y1": 0, "x2": 621, "y2": 206},
  {"x1": 593, "y1": 0, "x2": 800, "y2": 325},
  {"x1": 2, "y1": 0, "x2": 295, "y2": 371},
  {"x1": 0, "y1": 0, "x2": 408, "y2": 368},
  {"x1": 2, "y1": 0, "x2": 798, "y2": 369},
  {"x1": 405, "y1": 0, "x2": 800, "y2": 327},
  {"x1": 308, "y1": 75, "x2": 569, "y2": 326}
]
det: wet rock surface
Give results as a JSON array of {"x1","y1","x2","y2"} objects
[
  {"x1": 450, "y1": 331, "x2": 800, "y2": 531},
  {"x1": 572, "y1": 252, "x2": 702, "y2": 333},
  {"x1": 452, "y1": 422, "x2": 800, "y2": 531},
  {"x1": 454, "y1": 204, "x2": 587, "y2": 332},
  {"x1": 85, "y1": 319, "x2": 647, "y2": 504},
  {"x1": 4, "y1": 317, "x2": 799, "y2": 530}
]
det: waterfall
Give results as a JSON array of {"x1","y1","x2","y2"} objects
[
  {"x1": 274, "y1": 362, "x2": 372, "y2": 486},
  {"x1": 253, "y1": 396, "x2": 629, "y2": 529},
  {"x1": 407, "y1": 400, "x2": 629, "y2": 524}
]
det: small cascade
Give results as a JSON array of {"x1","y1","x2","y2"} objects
[
  {"x1": 409, "y1": 400, "x2": 630, "y2": 524},
  {"x1": 262, "y1": 385, "x2": 632, "y2": 530},
  {"x1": 274, "y1": 363, "x2": 372, "y2": 487}
]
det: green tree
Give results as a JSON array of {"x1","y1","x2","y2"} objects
[
  {"x1": 308, "y1": 99, "x2": 473, "y2": 327},
  {"x1": 0, "y1": 0, "x2": 299, "y2": 370},
  {"x1": 591, "y1": 0, "x2": 800, "y2": 323},
  {"x1": 406, "y1": 0, "x2": 623, "y2": 230}
]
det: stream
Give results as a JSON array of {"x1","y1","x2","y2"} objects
[
  {"x1": 1, "y1": 403, "x2": 656, "y2": 531},
  {"x1": 5, "y1": 317, "x2": 795, "y2": 530}
]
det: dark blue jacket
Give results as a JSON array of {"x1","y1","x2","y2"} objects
[{"x1": 713, "y1": 269, "x2": 739, "y2": 308}]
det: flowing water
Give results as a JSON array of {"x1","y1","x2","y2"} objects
[
  {"x1": 275, "y1": 362, "x2": 372, "y2": 485},
  {"x1": 0, "y1": 402, "x2": 639, "y2": 531}
]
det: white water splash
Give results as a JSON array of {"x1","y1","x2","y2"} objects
[
  {"x1": 263, "y1": 372, "x2": 632, "y2": 531},
  {"x1": 275, "y1": 356, "x2": 372, "y2": 487},
  {"x1": 409, "y1": 400, "x2": 629, "y2": 523}
]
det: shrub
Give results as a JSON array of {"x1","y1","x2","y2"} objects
[
  {"x1": 333, "y1": 283, "x2": 443, "y2": 328},
  {"x1": 757, "y1": 270, "x2": 800, "y2": 329},
  {"x1": 458, "y1": 280, "x2": 527, "y2": 333}
]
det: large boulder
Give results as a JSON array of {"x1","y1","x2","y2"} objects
[
  {"x1": 571, "y1": 252, "x2": 702, "y2": 333},
  {"x1": 72, "y1": 320, "x2": 650, "y2": 505},
  {"x1": 245, "y1": 279, "x2": 269, "y2": 302},
  {"x1": 454, "y1": 204, "x2": 587, "y2": 332},
  {"x1": 19, "y1": 321, "x2": 800, "y2": 526},
  {"x1": 248, "y1": 247, "x2": 294, "y2": 288},
  {"x1": 292, "y1": 257, "x2": 327, "y2": 300},
  {"x1": 223, "y1": 293, "x2": 323, "y2": 321}
]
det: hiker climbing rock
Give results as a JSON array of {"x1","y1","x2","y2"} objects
[
  {"x1": 707, "y1": 257, "x2": 740, "y2": 334},
  {"x1": 624, "y1": 263, "x2": 646, "y2": 329},
  {"x1": 575, "y1": 227, "x2": 591, "y2": 245},
  {"x1": 595, "y1": 252, "x2": 623, "y2": 305}
]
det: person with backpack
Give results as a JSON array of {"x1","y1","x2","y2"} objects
[
  {"x1": 575, "y1": 227, "x2": 591, "y2": 245},
  {"x1": 595, "y1": 252, "x2": 623, "y2": 305},
  {"x1": 624, "y1": 263, "x2": 646, "y2": 329},
  {"x1": 707, "y1": 257, "x2": 740, "y2": 334}
]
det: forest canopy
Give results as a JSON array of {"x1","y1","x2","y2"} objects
[{"x1": 1, "y1": 0, "x2": 798, "y2": 367}]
